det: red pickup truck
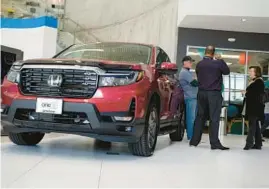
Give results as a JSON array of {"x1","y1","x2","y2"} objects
[{"x1": 1, "y1": 42, "x2": 185, "y2": 156}]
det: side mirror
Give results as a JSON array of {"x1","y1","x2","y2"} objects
[{"x1": 158, "y1": 62, "x2": 178, "y2": 74}]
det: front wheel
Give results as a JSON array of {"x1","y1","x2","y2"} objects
[
  {"x1": 169, "y1": 110, "x2": 185, "y2": 141},
  {"x1": 8, "y1": 132, "x2": 45, "y2": 145},
  {"x1": 128, "y1": 103, "x2": 159, "y2": 157}
]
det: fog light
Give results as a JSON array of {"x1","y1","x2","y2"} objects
[
  {"x1": 125, "y1": 126, "x2": 132, "y2": 132},
  {"x1": 83, "y1": 120, "x2": 90, "y2": 124},
  {"x1": 117, "y1": 126, "x2": 133, "y2": 132},
  {"x1": 29, "y1": 113, "x2": 38, "y2": 120},
  {"x1": 114, "y1": 116, "x2": 132, "y2": 122}
]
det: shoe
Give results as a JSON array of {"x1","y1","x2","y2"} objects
[
  {"x1": 189, "y1": 142, "x2": 198, "y2": 147},
  {"x1": 211, "y1": 145, "x2": 230, "y2": 150},
  {"x1": 243, "y1": 145, "x2": 253, "y2": 150},
  {"x1": 252, "y1": 145, "x2": 262, "y2": 150}
]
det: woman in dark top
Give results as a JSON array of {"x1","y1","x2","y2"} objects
[{"x1": 242, "y1": 66, "x2": 265, "y2": 150}]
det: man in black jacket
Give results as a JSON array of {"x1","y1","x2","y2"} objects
[{"x1": 190, "y1": 46, "x2": 230, "y2": 150}]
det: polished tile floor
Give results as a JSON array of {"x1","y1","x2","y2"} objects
[{"x1": 1, "y1": 134, "x2": 269, "y2": 188}]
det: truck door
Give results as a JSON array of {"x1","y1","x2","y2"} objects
[{"x1": 156, "y1": 48, "x2": 174, "y2": 119}]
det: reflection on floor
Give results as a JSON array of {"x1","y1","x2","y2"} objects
[{"x1": 1, "y1": 134, "x2": 269, "y2": 188}]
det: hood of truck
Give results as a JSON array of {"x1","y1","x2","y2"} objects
[{"x1": 21, "y1": 58, "x2": 146, "y2": 70}]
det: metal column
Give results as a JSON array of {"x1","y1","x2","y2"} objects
[{"x1": 219, "y1": 107, "x2": 228, "y2": 136}]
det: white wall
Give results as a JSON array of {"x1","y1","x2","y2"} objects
[
  {"x1": 65, "y1": 0, "x2": 179, "y2": 62},
  {"x1": 1, "y1": 27, "x2": 57, "y2": 60},
  {"x1": 40, "y1": 27, "x2": 58, "y2": 58}
]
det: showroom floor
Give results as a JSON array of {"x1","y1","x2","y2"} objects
[{"x1": 1, "y1": 134, "x2": 269, "y2": 188}]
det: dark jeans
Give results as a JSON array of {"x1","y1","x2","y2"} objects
[
  {"x1": 261, "y1": 114, "x2": 269, "y2": 134},
  {"x1": 190, "y1": 90, "x2": 222, "y2": 146},
  {"x1": 246, "y1": 116, "x2": 262, "y2": 147}
]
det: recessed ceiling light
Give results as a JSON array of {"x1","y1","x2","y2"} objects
[
  {"x1": 241, "y1": 18, "x2": 247, "y2": 22},
  {"x1": 228, "y1": 38, "x2": 236, "y2": 42}
]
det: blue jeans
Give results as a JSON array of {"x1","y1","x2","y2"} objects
[{"x1": 185, "y1": 98, "x2": 197, "y2": 140}]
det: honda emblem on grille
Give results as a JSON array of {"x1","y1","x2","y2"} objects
[{"x1": 47, "y1": 74, "x2": 63, "y2": 87}]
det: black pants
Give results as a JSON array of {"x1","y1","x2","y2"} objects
[
  {"x1": 246, "y1": 116, "x2": 262, "y2": 147},
  {"x1": 190, "y1": 90, "x2": 222, "y2": 146}
]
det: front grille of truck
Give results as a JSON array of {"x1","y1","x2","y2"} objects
[{"x1": 20, "y1": 68, "x2": 98, "y2": 98}]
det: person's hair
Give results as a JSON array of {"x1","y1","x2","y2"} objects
[
  {"x1": 204, "y1": 45, "x2": 215, "y2": 56},
  {"x1": 249, "y1": 66, "x2": 262, "y2": 78}
]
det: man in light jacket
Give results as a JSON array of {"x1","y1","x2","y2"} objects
[{"x1": 178, "y1": 56, "x2": 198, "y2": 140}]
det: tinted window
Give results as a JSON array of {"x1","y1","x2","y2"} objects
[
  {"x1": 56, "y1": 43, "x2": 152, "y2": 64},
  {"x1": 156, "y1": 48, "x2": 171, "y2": 66}
]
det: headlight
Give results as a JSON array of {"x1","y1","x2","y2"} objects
[
  {"x1": 99, "y1": 71, "x2": 144, "y2": 87},
  {"x1": 7, "y1": 70, "x2": 20, "y2": 83},
  {"x1": 6, "y1": 62, "x2": 22, "y2": 83}
]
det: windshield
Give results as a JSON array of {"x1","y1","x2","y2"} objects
[{"x1": 56, "y1": 43, "x2": 152, "y2": 64}]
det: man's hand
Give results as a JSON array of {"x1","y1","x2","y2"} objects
[
  {"x1": 190, "y1": 79, "x2": 198, "y2": 87},
  {"x1": 215, "y1": 54, "x2": 222, "y2": 60}
]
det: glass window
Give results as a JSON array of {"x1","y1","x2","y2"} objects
[
  {"x1": 56, "y1": 43, "x2": 152, "y2": 64},
  {"x1": 187, "y1": 47, "x2": 246, "y2": 73},
  {"x1": 156, "y1": 48, "x2": 170, "y2": 66},
  {"x1": 220, "y1": 49, "x2": 247, "y2": 104},
  {"x1": 187, "y1": 47, "x2": 248, "y2": 104},
  {"x1": 248, "y1": 51, "x2": 269, "y2": 77}
]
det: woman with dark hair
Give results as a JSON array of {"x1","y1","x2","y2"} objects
[{"x1": 242, "y1": 66, "x2": 265, "y2": 150}]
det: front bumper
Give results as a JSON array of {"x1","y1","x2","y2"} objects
[{"x1": 2, "y1": 99, "x2": 145, "y2": 143}]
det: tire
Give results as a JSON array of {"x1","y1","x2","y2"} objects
[
  {"x1": 128, "y1": 103, "x2": 159, "y2": 157},
  {"x1": 8, "y1": 132, "x2": 45, "y2": 145},
  {"x1": 169, "y1": 110, "x2": 185, "y2": 141}
]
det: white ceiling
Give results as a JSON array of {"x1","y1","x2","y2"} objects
[{"x1": 179, "y1": 15, "x2": 269, "y2": 34}]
